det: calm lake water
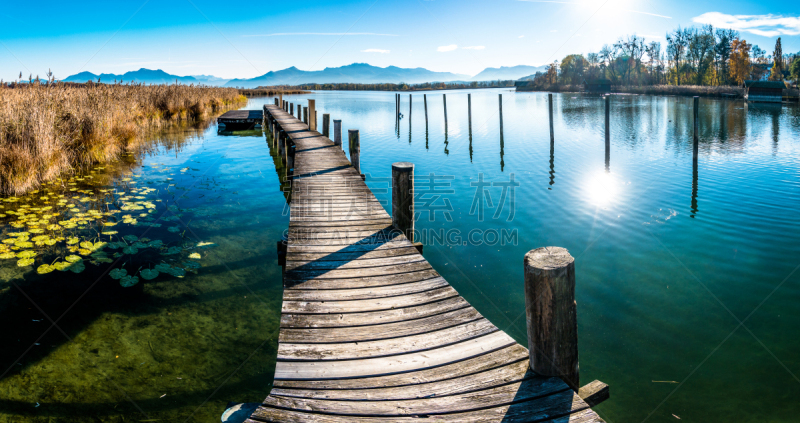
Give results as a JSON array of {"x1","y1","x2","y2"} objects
[{"x1": 2, "y1": 89, "x2": 799, "y2": 422}]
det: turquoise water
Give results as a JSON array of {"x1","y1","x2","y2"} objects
[{"x1": 2, "y1": 91, "x2": 799, "y2": 422}]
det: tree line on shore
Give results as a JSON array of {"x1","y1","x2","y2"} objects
[
  {"x1": 528, "y1": 25, "x2": 800, "y2": 89},
  {"x1": 257, "y1": 80, "x2": 514, "y2": 92}
]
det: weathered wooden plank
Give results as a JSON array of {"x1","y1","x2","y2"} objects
[
  {"x1": 281, "y1": 286, "x2": 456, "y2": 314},
  {"x1": 273, "y1": 344, "x2": 528, "y2": 389},
  {"x1": 280, "y1": 295, "x2": 468, "y2": 328},
  {"x1": 285, "y1": 245, "x2": 419, "y2": 262},
  {"x1": 274, "y1": 331, "x2": 517, "y2": 380},
  {"x1": 285, "y1": 255, "x2": 427, "y2": 271},
  {"x1": 279, "y1": 306, "x2": 483, "y2": 343},
  {"x1": 283, "y1": 277, "x2": 447, "y2": 301}
]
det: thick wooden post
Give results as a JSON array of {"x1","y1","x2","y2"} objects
[
  {"x1": 290, "y1": 103, "x2": 294, "y2": 115},
  {"x1": 297, "y1": 105, "x2": 301, "y2": 120},
  {"x1": 424, "y1": 94, "x2": 428, "y2": 126},
  {"x1": 279, "y1": 93, "x2": 283, "y2": 109},
  {"x1": 605, "y1": 95, "x2": 610, "y2": 171},
  {"x1": 274, "y1": 98, "x2": 278, "y2": 106},
  {"x1": 286, "y1": 138, "x2": 295, "y2": 174},
  {"x1": 308, "y1": 100, "x2": 316, "y2": 131},
  {"x1": 409, "y1": 94, "x2": 412, "y2": 117},
  {"x1": 693, "y1": 96, "x2": 699, "y2": 158},
  {"x1": 392, "y1": 162, "x2": 414, "y2": 243},
  {"x1": 524, "y1": 246, "x2": 579, "y2": 392},
  {"x1": 548, "y1": 93, "x2": 554, "y2": 144},
  {"x1": 333, "y1": 119, "x2": 342, "y2": 147},
  {"x1": 468, "y1": 94, "x2": 472, "y2": 133},
  {"x1": 323, "y1": 114, "x2": 330, "y2": 138},
  {"x1": 348, "y1": 129, "x2": 360, "y2": 173},
  {"x1": 303, "y1": 107, "x2": 308, "y2": 125}
]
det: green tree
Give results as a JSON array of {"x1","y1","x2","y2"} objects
[
  {"x1": 769, "y1": 37, "x2": 784, "y2": 80},
  {"x1": 790, "y1": 56, "x2": 800, "y2": 81}
]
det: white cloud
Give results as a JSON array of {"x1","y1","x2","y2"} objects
[
  {"x1": 463, "y1": 46, "x2": 485, "y2": 50},
  {"x1": 550, "y1": 30, "x2": 558, "y2": 32},
  {"x1": 437, "y1": 44, "x2": 458, "y2": 52},
  {"x1": 693, "y1": 12, "x2": 800, "y2": 37},
  {"x1": 361, "y1": 49, "x2": 390, "y2": 53},
  {"x1": 519, "y1": 35, "x2": 525, "y2": 38}
]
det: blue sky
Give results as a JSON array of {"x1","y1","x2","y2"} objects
[{"x1": 1, "y1": 0, "x2": 798, "y2": 80}]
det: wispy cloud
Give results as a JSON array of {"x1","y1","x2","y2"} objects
[
  {"x1": 243, "y1": 32, "x2": 398, "y2": 37},
  {"x1": 361, "y1": 48, "x2": 390, "y2": 53},
  {"x1": 463, "y1": 46, "x2": 485, "y2": 50},
  {"x1": 693, "y1": 12, "x2": 800, "y2": 37},
  {"x1": 437, "y1": 44, "x2": 458, "y2": 52},
  {"x1": 519, "y1": 35, "x2": 525, "y2": 38}
]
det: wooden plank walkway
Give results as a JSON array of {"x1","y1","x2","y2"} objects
[{"x1": 249, "y1": 104, "x2": 606, "y2": 423}]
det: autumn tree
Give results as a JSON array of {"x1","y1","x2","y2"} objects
[{"x1": 730, "y1": 38, "x2": 751, "y2": 85}]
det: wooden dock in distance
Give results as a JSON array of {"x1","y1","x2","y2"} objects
[
  {"x1": 250, "y1": 101, "x2": 608, "y2": 422},
  {"x1": 217, "y1": 109, "x2": 263, "y2": 130}
]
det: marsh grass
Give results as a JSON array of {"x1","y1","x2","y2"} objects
[{"x1": 0, "y1": 83, "x2": 245, "y2": 195}]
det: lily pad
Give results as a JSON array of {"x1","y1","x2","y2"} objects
[
  {"x1": 188, "y1": 252, "x2": 201, "y2": 259},
  {"x1": 148, "y1": 240, "x2": 163, "y2": 248},
  {"x1": 0, "y1": 252, "x2": 16, "y2": 259},
  {"x1": 16, "y1": 250, "x2": 37, "y2": 259},
  {"x1": 80, "y1": 241, "x2": 94, "y2": 250},
  {"x1": 164, "y1": 246, "x2": 182, "y2": 255},
  {"x1": 109, "y1": 268, "x2": 127, "y2": 280},
  {"x1": 66, "y1": 237, "x2": 80, "y2": 245},
  {"x1": 139, "y1": 268, "x2": 159, "y2": 280},
  {"x1": 68, "y1": 260, "x2": 85, "y2": 273},
  {"x1": 37, "y1": 264, "x2": 55, "y2": 274},
  {"x1": 182, "y1": 261, "x2": 201, "y2": 270},
  {"x1": 132, "y1": 242, "x2": 148, "y2": 249},
  {"x1": 123, "y1": 235, "x2": 138, "y2": 242},
  {"x1": 17, "y1": 258, "x2": 34, "y2": 267},
  {"x1": 196, "y1": 242, "x2": 216, "y2": 248},
  {"x1": 101, "y1": 230, "x2": 118, "y2": 235},
  {"x1": 122, "y1": 246, "x2": 138, "y2": 255},
  {"x1": 65, "y1": 255, "x2": 82, "y2": 263},
  {"x1": 120, "y1": 275, "x2": 139, "y2": 287},
  {"x1": 167, "y1": 226, "x2": 181, "y2": 233}
]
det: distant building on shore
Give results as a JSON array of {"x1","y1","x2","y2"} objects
[{"x1": 742, "y1": 80, "x2": 785, "y2": 103}]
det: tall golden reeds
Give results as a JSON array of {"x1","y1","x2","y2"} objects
[{"x1": 0, "y1": 82, "x2": 245, "y2": 195}]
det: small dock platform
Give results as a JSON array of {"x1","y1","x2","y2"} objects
[
  {"x1": 250, "y1": 101, "x2": 608, "y2": 422},
  {"x1": 217, "y1": 110, "x2": 263, "y2": 130}
]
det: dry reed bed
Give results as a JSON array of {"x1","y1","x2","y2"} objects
[{"x1": 0, "y1": 83, "x2": 245, "y2": 195}]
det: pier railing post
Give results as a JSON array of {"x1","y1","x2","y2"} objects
[
  {"x1": 392, "y1": 162, "x2": 414, "y2": 243},
  {"x1": 424, "y1": 94, "x2": 428, "y2": 127},
  {"x1": 468, "y1": 93, "x2": 472, "y2": 133},
  {"x1": 323, "y1": 114, "x2": 330, "y2": 138},
  {"x1": 333, "y1": 119, "x2": 342, "y2": 147},
  {"x1": 297, "y1": 105, "x2": 301, "y2": 120},
  {"x1": 348, "y1": 129, "x2": 360, "y2": 174},
  {"x1": 303, "y1": 107, "x2": 308, "y2": 125},
  {"x1": 548, "y1": 93, "x2": 554, "y2": 144},
  {"x1": 308, "y1": 100, "x2": 316, "y2": 131},
  {"x1": 443, "y1": 94, "x2": 448, "y2": 129},
  {"x1": 499, "y1": 93, "x2": 503, "y2": 132},
  {"x1": 290, "y1": 103, "x2": 294, "y2": 115},
  {"x1": 524, "y1": 246, "x2": 579, "y2": 392},
  {"x1": 605, "y1": 95, "x2": 611, "y2": 171}
]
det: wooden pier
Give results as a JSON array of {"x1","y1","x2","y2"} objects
[
  {"x1": 249, "y1": 101, "x2": 608, "y2": 422},
  {"x1": 217, "y1": 110, "x2": 264, "y2": 131}
]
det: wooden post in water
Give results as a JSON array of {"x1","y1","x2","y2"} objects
[
  {"x1": 424, "y1": 94, "x2": 428, "y2": 127},
  {"x1": 409, "y1": 94, "x2": 412, "y2": 119},
  {"x1": 605, "y1": 95, "x2": 610, "y2": 171},
  {"x1": 499, "y1": 94, "x2": 503, "y2": 132},
  {"x1": 333, "y1": 119, "x2": 342, "y2": 147},
  {"x1": 290, "y1": 103, "x2": 294, "y2": 115},
  {"x1": 286, "y1": 138, "x2": 295, "y2": 174},
  {"x1": 443, "y1": 94, "x2": 448, "y2": 129},
  {"x1": 297, "y1": 105, "x2": 301, "y2": 120},
  {"x1": 348, "y1": 129, "x2": 360, "y2": 174},
  {"x1": 693, "y1": 96, "x2": 699, "y2": 159},
  {"x1": 308, "y1": 100, "x2": 316, "y2": 131},
  {"x1": 303, "y1": 107, "x2": 308, "y2": 125},
  {"x1": 392, "y1": 162, "x2": 414, "y2": 243},
  {"x1": 548, "y1": 93, "x2": 554, "y2": 144},
  {"x1": 274, "y1": 98, "x2": 278, "y2": 106},
  {"x1": 322, "y1": 114, "x2": 330, "y2": 138},
  {"x1": 468, "y1": 94, "x2": 472, "y2": 133},
  {"x1": 524, "y1": 247, "x2": 579, "y2": 392},
  {"x1": 278, "y1": 130, "x2": 287, "y2": 164},
  {"x1": 279, "y1": 93, "x2": 283, "y2": 109}
]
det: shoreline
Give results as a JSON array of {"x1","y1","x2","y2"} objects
[{"x1": 517, "y1": 84, "x2": 800, "y2": 100}]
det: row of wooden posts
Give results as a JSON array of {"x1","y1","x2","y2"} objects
[{"x1": 262, "y1": 96, "x2": 609, "y2": 401}]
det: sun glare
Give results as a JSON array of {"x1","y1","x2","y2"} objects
[{"x1": 584, "y1": 171, "x2": 620, "y2": 206}]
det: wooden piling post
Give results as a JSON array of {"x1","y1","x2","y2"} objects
[
  {"x1": 499, "y1": 94, "x2": 503, "y2": 132},
  {"x1": 333, "y1": 119, "x2": 342, "y2": 147},
  {"x1": 548, "y1": 93, "x2": 554, "y2": 144},
  {"x1": 290, "y1": 103, "x2": 294, "y2": 115},
  {"x1": 424, "y1": 94, "x2": 428, "y2": 126},
  {"x1": 286, "y1": 138, "x2": 295, "y2": 174},
  {"x1": 308, "y1": 100, "x2": 316, "y2": 131},
  {"x1": 323, "y1": 114, "x2": 330, "y2": 138},
  {"x1": 693, "y1": 96, "x2": 699, "y2": 158},
  {"x1": 468, "y1": 94, "x2": 472, "y2": 133},
  {"x1": 443, "y1": 94, "x2": 448, "y2": 128},
  {"x1": 297, "y1": 105, "x2": 301, "y2": 120},
  {"x1": 348, "y1": 129, "x2": 360, "y2": 174},
  {"x1": 524, "y1": 247, "x2": 579, "y2": 392},
  {"x1": 278, "y1": 130, "x2": 287, "y2": 164},
  {"x1": 605, "y1": 95, "x2": 611, "y2": 171},
  {"x1": 279, "y1": 93, "x2": 283, "y2": 109},
  {"x1": 303, "y1": 107, "x2": 308, "y2": 125},
  {"x1": 392, "y1": 162, "x2": 414, "y2": 243}
]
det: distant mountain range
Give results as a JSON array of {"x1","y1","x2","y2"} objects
[
  {"x1": 469, "y1": 65, "x2": 548, "y2": 81},
  {"x1": 62, "y1": 63, "x2": 546, "y2": 87}
]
